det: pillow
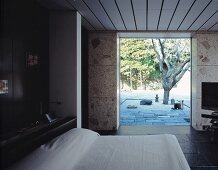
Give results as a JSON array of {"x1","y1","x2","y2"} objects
[{"x1": 41, "y1": 128, "x2": 100, "y2": 150}]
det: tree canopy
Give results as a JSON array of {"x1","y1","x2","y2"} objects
[{"x1": 120, "y1": 38, "x2": 161, "y2": 90}]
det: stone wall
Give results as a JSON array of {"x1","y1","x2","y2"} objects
[
  {"x1": 192, "y1": 33, "x2": 218, "y2": 129},
  {"x1": 87, "y1": 32, "x2": 218, "y2": 130},
  {"x1": 88, "y1": 33, "x2": 117, "y2": 130}
]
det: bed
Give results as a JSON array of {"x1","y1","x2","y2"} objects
[{"x1": 8, "y1": 128, "x2": 190, "y2": 170}]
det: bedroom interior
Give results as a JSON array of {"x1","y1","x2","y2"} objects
[{"x1": 1, "y1": 0, "x2": 218, "y2": 169}]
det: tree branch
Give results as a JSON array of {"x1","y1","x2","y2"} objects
[
  {"x1": 151, "y1": 39, "x2": 163, "y2": 72},
  {"x1": 175, "y1": 62, "x2": 190, "y2": 83},
  {"x1": 151, "y1": 39, "x2": 161, "y2": 61},
  {"x1": 175, "y1": 43, "x2": 181, "y2": 62},
  {"x1": 158, "y1": 39, "x2": 172, "y2": 70},
  {"x1": 175, "y1": 58, "x2": 190, "y2": 76},
  {"x1": 170, "y1": 58, "x2": 190, "y2": 86},
  {"x1": 158, "y1": 39, "x2": 166, "y2": 59}
]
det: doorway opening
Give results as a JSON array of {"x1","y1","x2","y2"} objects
[{"x1": 119, "y1": 38, "x2": 191, "y2": 126}]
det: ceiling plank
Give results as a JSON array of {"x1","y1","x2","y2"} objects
[
  {"x1": 116, "y1": 0, "x2": 135, "y2": 30},
  {"x1": 147, "y1": 0, "x2": 162, "y2": 30},
  {"x1": 197, "y1": 10, "x2": 218, "y2": 31},
  {"x1": 130, "y1": 0, "x2": 138, "y2": 30},
  {"x1": 190, "y1": 1, "x2": 218, "y2": 30},
  {"x1": 166, "y1": 0, "x2": 180, "y2": 30},
  {"x1": 83, "y1": 0, "x2": 117, "y2": 30},
  {"x1": 100, "y1": 0, "x2": 126, "y2": 30},
  {"x1": 132, "y1": 0, "x2": 147, "y2": 30},
  {"x1": 98, "y1": 0, "x2": 117, "y2": 30},
  {"x1": 81, "y1": 0, "x2": 106, "y2": 30},
  {"x1": 147, "y1": 10, "x2": 160, "y2": 30},
  {"x1": 81, "y1": 18, "x2": 95, "y2": 30},
  {"x1": 67, "y1": 0, "x2": 105, "y2": 30},
  {"x1": 149, "y1": 0, "x2": 163, "y2": 9},
  {"x1": 178, "y1": 0, "x2": 212, "y2": 30},
  {"x1": 187, "y1": 0, "x2": 212, "y2": 30},
  {"x1": 209, "y1": 22, "x2": 218, "y2": 31},
  {"x1": 157, "y1": 0, "x2": 164, "y2": 30},
  {"x1": 159, "y1": 10, "x2": 175, "y2": 30},
  {"x1": 114, "y1": 0, "x2": 127, "y2": 30},
  {"x1": 177, "y1": 0, "x2": 197, "y2": 30},
  {"x1": 168, "y1": 0, "x2": 195, "y2": 30},
  {"x1": 146, "y1": 0, "x2": 148, "y2": 30},
  {"x1": 199, "y1": 11, "x2": 218, "y2": 31}
]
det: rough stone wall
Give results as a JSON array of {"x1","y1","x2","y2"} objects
[
  {"x1": 192, "y1": 33, "x2": 218, "y2": 128},
  {"x1": 88, "y1": 33, "x2": 117, "y2": 130}
]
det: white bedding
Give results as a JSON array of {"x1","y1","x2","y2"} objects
[{"x1": 9, "y1": 128, "x2": 190, "y2": 170}]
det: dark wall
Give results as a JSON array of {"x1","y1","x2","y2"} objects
[
  {"x1": 81, "y1": 26, "x2": 89, "y2": 128},
  {"x1": 0, "y1": 0, "x2": 49, "y2": 138},
  {"x1": 49, "y1": 11, "x2": 77, "y2": 118}
]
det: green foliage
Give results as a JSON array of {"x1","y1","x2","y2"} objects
[{"x1": 120, "y1": 38, "x2": 161, "y2": 90}]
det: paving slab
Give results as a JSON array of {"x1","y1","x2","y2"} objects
[{"x1": 120, "y1": 90, "x2": 190, "y2": 126}]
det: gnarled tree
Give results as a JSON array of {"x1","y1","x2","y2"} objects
[{"x1": 151, "y1": 39, "x2": 190, "y2": 104}]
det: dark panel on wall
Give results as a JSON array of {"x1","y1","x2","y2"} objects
[
  {"x1": 0, "y1": 0, "x2": 49, "y2": 139},
  {"x1": 81, "y1": 26, "x2": 89, "y2": 128},
  {"x1": 49, "y1": 11, "x2": 77, "y2": 118}
]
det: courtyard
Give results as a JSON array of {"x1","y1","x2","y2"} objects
[{"x1": 120, "y1": 88, "x2": 190, "y2": 126}]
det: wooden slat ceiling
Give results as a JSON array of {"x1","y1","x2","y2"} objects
[{"x1": 38, "y1": 0, "x2": 218, "y2": 31}]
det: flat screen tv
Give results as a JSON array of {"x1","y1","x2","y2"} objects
[{"x1": 202, "y1": 82, "x2": 218, "y2": 111}]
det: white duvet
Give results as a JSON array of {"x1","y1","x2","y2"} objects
[{"x1": 9, "y1": 128, "x2": 190, "y2": 170}]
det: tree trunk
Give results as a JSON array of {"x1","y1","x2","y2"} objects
[
  {"x1": 140, "y1": 70, "x2": 143, "y2": 88},
  {"x1": 163, "y1": 90, "x2": 170, "y2": 104},
  {"x1": 121, "y1": 80, "x2": 124, "y2": 89},
  {"x1": 130, "y1": 67, "x2": 132, "y2": 89}
]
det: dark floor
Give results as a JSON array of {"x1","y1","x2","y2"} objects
[{"x1": 97, "y1": 126, "x2": 218, "y2": 170}]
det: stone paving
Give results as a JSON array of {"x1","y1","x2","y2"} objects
[{"x1": 120, "y1": 90, "x2": 190, "y2": 126}]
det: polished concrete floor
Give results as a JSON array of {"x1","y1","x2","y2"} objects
[{"x1": 97, "y1": 126, "x2": 218, "y2": 169}]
